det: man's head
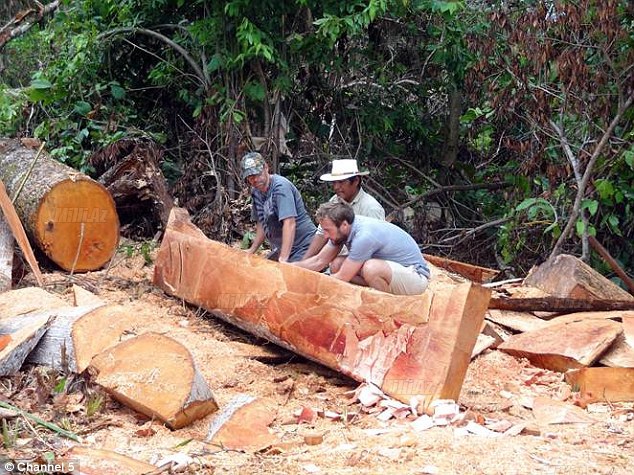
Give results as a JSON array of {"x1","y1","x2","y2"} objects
[
  {"x1": 320, "y1": 159, "x2": 369, "y2": 203},
  {"x1": 241, "y1": 152, "x2": 270, "y2": 193},
  {"x1": 315, "y1": 202, "x2": 355, "y2": 246}
]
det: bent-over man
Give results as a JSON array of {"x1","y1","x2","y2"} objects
[
  {"x1": 294, "y1": 202, "x2": 430, "y2": 295},
  {"x1": 241, "y1": 152, "x2": 316, "y2": 263}
]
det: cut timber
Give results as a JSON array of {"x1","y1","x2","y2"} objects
[
  {"x1": 1, "y1": 180, "x2": 43, "y2": 286},
  {"x1": 424, "y1": 254, "x2": 499, "y2": 283},
  {"x1": 565, "y1": 367, "x2": 634, "y2": 403},
  {"x1": 72, "y1": 284, "x2": 104, "y2": 307},
  {"x1": 205, "y1": 395, "x2": 277, "y2": 451},
  {"x1": 153, "y1": 208, "x2": 491, "y2": 413},
  {"x1": 489, "y1": 296, "x2": 634, "y2": 313},
  {"x1": 0, "y1": 287, "x2": 66, "y2": 317},
  {"x1": 0, "y1": 139, "x2": 119, "y2": 271},
  {"x1": 599, "y1": 313, "x2": 634, "y2": 367},
  {"x1": 89, "y1": 332, "x2": 218, "y2": 429},
  {"x1": 498, "y1": 319, "x2": 622, "y2": 372},
  {"x1": 485, "y1": 309, "x2": 549, "y2": 333},
  {"x1": 0, "y1": 211, "x2": 12, "y2": 291},
  {"x1": 0, "y1": 310, "x2": 52, "y2": 376},
  {"x1": 61, "y1": 446, "x2": 156, "y2": 475},
  {"x1": 524, "y1": 254, "x2": 634, "y2": 301},
  {"x1": 27, "y1": 304, "x2": 140, "y2": 373}
]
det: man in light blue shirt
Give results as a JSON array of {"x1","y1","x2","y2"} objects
[{"x1": 295, "y1": 202, "x2": 430, "y2": 295}]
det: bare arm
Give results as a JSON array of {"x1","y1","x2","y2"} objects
[
  {"x1": 247, "y1": 222, "x2": 266, "y2": 254},
  {"x1": 278, "y1": 217, "x2": 296, "y2": 263},
  {"x1": 332, "y1": 258, "x2": 364, "y2": 283},
  {"x1": 302, "y1": 232, "x2": 328, "y2": 259},
  {"x1": 294, "y1": 241, "x2": 341, "y2": 271}
]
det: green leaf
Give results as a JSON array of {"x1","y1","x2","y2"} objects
[
  {"x1": 581, "y1": 199, "x2": 599, "y2": 216},
  {"x1": 30, "y1": 79, "x2": 53, "y2": 90},
  {"x1": 576, "y1": 220, "x2": 585, "y2": 236},
  {"x1": 110, "y1": 84, "x2": 125, "y2": 100},
  {"x1": 515, "y1": 198, "x2": 537, "y2": 211},
  {"x1": 73, "y1": 101, "x2": 92, "y2": 116}
]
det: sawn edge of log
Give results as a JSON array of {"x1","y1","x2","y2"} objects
[{"x1": 152, "y1": 207, "x2": 492, "y2": 414}]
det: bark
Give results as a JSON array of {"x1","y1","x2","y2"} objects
[
  {"x1": 0, "y1": 310, "x2": 52, "y2": 376},
  {"x1": 0, "y1": 139, "x2": 119, "y2": 271},
  {"x1": 89, "y1": 332, "x2": 218, "y2": 429},
  {"x1": 0, "y1": 178, "x2": 43, "y2": 285},
  {"x1": 153, "y1": 207, "x2": 492, "y2": 413},
  {"x1": 0, "y1": 212, "x2": 12, "y2": 291}
]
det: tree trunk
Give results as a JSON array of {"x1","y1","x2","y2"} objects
[
  {"x1": 153, "y1": 207, "x2": 491, "y2": 414},
  {"x1": 0, "y1": 139, "x2": 119, "y2": 272}
]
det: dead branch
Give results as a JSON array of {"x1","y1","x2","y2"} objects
[
  {"x1": 550, "y1": 91, "x2": 634, "y2": 259},
  {"x1": 0, "y1": 1, "x2": 59, "y2": 49},
  {"x1": 588, "y1": 235, "x2": 634, "y2": 296}
]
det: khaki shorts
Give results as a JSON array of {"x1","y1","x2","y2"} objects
[{"x1": 386, "y1": 261, "x2": 430, "y2": 295}]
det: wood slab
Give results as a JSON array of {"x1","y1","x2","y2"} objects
[
  {"x1": 524, "y1": 254, "x2": 634, "y2": 301},
  {"x1": 89, "y1": 332, "x2": 218, "y2": 429},
  {"x1": 0, "y1": 287, "x2": 66, "y2": 318},
  {"x1": 0, "y1": 310, "x2": 53, "y2": 376},
  {"x1": 153, "y1": 208, "x2": 491, "y2": 414},
  {"x1": 498, "y1": 319, "x2": 622, "y2": 372},
  {"x1": 423, "y1": 254, "x2": 499, "y2": 283},
  {"x1": 565, "y1": 367, "x2": 634, "y2": 403},
  {"x1": 486, "y1": 309, "x2": 550, "y2": 333},
  {"x1": 61, "y1": 446, "x2": 156, "y2": 475}
]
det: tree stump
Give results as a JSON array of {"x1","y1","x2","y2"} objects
[{"x1": 0, "y1": 139, "x2": 119, "y2": 271}]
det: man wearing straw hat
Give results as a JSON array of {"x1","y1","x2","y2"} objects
[{"x1": 302, "y1": 159, "x2": 385, "y2": 270}]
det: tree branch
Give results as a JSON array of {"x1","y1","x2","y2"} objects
[
  {"x1": 550, "y1": 90, "x2": 634, "y2": 259},
  {"x1": 98, "y1": 27, "x2": 208, "y2": 91},
  {"x1": 0, "y1": 1, "x2": 59, "y2": 49}
]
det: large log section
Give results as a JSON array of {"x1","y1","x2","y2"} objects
[
  {"x1": 0, "y1": 139, "x2": 119, "y2": 271},
  {"x1": 154, "y1": 208, "x2": 491, "y2": 413}
]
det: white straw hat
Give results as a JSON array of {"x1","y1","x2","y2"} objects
[{"x1": 320, "y1": 159, "x2": 370, "y2": 182}]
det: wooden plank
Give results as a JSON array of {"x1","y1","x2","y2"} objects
[
  {"x1": 0, "y1": 287, "x2": 66, "y2": 318},
  {"x1": 423, "y1": 254, "x2": 499, "y2": 283},
  {"x1": 498, "y1": 319, "x2": 622, "y2": 372},
  {"x1": 153, "y1": 208, "x2": 491, "y2": 414},
  {"x1": 524, "y1": 254, "x2": 634, "y2": 301},
  {"x1": 489, "y1": 296, "x2": 634, "y2": 313},
  {"x1": 485, "y1": 309, "x2": 550, "y2": 333},
  {"x1": 89, "y1": 332, "x2": 218, "y2": 429},
  {"x1": 565, "y1": 367, "x2": 634, "y2": 403}
]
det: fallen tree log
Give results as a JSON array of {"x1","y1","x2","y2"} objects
[
  {"x1": 89, "y1": 332, "x2": 218, "y2": 429},
  {"x1": 0, "y1": 139, "x2": 119, "y2": 272},
  {"x1": 153, "y1": 208, "x2": 491, "y2": 413}
]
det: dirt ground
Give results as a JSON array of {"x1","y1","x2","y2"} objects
[{"x1": 2, "y1": 245, "x2": 633, "y2": 475}]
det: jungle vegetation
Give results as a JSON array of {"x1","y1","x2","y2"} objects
[{"x1": 0, "y1": 0, "x2": 633, "y2": 284}]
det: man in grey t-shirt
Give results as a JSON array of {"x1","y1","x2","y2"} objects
[
  {"x1": 294, "y1": 202, "x2": 430, "y2": 295},
  {"x1": 241, "y1": 152, "x2": 316, "y2": 263}
]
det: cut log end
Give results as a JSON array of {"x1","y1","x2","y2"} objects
[{"x1": 34, "y1": 179, "x2": 119, "y2": 271}]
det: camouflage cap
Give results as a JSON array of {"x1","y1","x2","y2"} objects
[{"x1": 240, "y1": 152, "x2": 266, "y2": 180}]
